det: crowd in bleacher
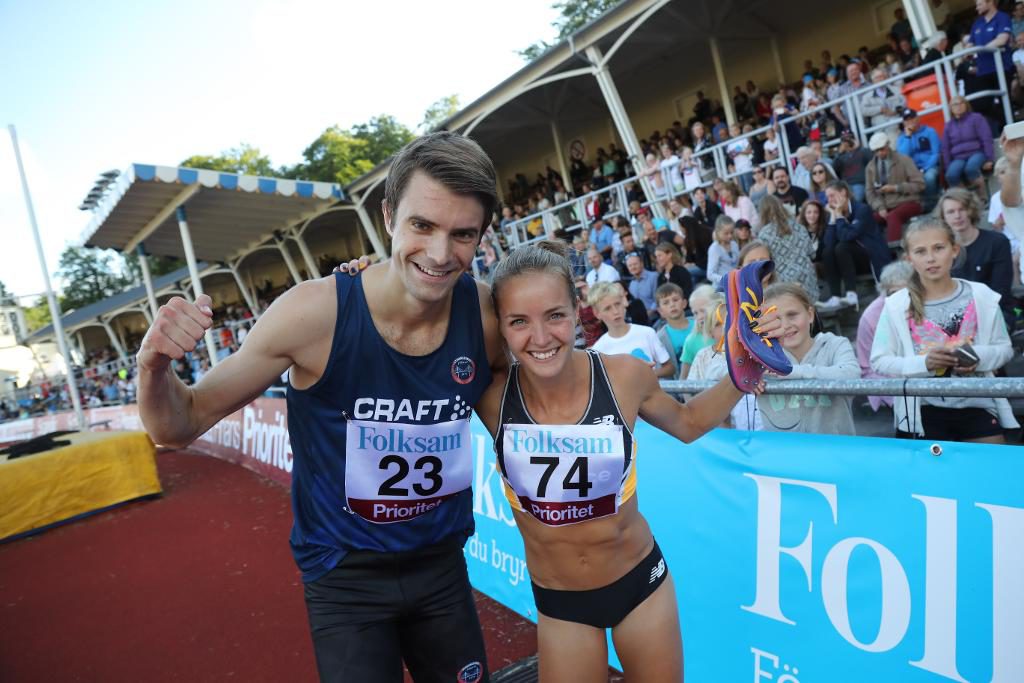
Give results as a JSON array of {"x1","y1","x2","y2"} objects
[
  {"x1": 1, "y1": 298, "x2": 281, "y2": 421},
  {"x1": 476, "y1": 0, "x2": 1024, "y2": 443}
]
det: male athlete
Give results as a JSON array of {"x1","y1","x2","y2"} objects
[{"x1": 137, "y1": 132, "x2": 505, "y2": 682}]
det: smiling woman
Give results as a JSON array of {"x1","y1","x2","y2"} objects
[{"x1": 473, "y1": 240, "x2": 784, "y2": 683}]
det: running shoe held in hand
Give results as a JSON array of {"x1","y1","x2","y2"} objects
[{"x1": 717, "y1": 260, "x2": 791, "y2": 392}]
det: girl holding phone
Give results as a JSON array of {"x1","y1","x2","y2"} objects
[{"x1": 870, "y1": 217, "x2": 1018, "y2": 442}]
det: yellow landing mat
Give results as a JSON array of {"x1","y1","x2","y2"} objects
[{"x1": 0, "y1": 431, "x2": 161, "y2": 541}]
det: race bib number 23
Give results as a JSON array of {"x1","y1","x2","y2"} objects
[{"x1": 345, "y1": 418, "x2": 472, "y2": 524}]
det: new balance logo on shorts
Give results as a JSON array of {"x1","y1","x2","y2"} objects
[{"x1": 649, "y1": 558, "x2": 666, "y2": 584}]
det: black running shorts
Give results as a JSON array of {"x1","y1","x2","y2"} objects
[
  {"x1": 303, "y1": 539, "x2": 489, "y2": 683},
  {"x1": 530, "y1": 540, "x2": 668, "y2": 629}
]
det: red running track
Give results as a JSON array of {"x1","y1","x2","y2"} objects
[{"x1": 0, "y1": 449, "x2": 538, "y2": 682}]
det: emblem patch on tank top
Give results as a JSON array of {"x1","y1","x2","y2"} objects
[
  {"x1": 450, "y1": 356, "x2": 476, "y2": 385},
  {"x1": 457, "y1": 661, "x2": 483, "y2": 682}
]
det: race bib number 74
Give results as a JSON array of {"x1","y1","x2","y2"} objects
[
  {"x1": 502, "y1": 423, "x2": 624, "y2": 526},
  {"x1": 345, "y1": 418, "x2": 472, "y2": 524}
]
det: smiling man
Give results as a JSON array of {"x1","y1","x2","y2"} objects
[{"x1": 136, "y1": 132, "x2": 505, "y2": 683}]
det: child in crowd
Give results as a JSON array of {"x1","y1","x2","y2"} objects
[
  {"x1": 763, "y1": 127, "x2": 780, "y2": 162},
  {"x1": 726, "y1": 124, "x2": 755, "y2": 193},
  {"x1": 687, "y1": 298, "x2": 726, "y2": 383},
  {"x1": 654, "y1": 283, "x2": 692, "y2": 379},
  {"x1": 589, "y1": 281, "x2": 673, "y2": 378},
  {"x1": 738, "y1": 240, "x2": 772, "y2": 267},
  {"x1": 757, "y1": 282, "x2": 859, "y2": 435},
  {"x1": 680, "y1": 146, "x2": 702, "y2": 192},
  {"x1": 871, "y1": 217, "x2": 1018, "y2": 442},
  {"x1": 856, "y1": 261, "x2": 913, "y2": 411},
  {"x1": 688, "y1": 296, "x2": 762, "y2": 430},
  {"x1": 734, "y1": 219, "x2": 753, "y2": 250},
  {"x1": 573, "y1": 275, "x2": 604, "y2": 348},
  {"x1": 706, "y1": 215, "x2": 740, "y2": 284},
  {"x1": 678, "y1": 284, "x2": 717, "y2": 379},
  {"x1": 797, "y1": 199, "x2": 827, "y2": 263}
]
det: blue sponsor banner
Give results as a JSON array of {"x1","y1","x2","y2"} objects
[{"x1": 465, "y1": 416, "x2": 1024, "y2": 681}]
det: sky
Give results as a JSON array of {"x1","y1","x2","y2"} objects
[{"x1": 0, "y1": 0, "x2": 559, "y2": 303}]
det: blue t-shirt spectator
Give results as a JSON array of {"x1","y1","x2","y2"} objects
[
  {"x1": 627, "y1": 269, "x2": 660, "y2": 316},
  {"x1": 712, "y1": 121, "x2": 728, "y2": 143},
  {"x1": 970, "y1": 10, "x2": 1013, "y2": 75},
  {"x1": 592, "y1": 222, "x2": 616, "y2": 261},
  {"x1": 896, "y1": 124, "x2": 940, "y2": 172}
]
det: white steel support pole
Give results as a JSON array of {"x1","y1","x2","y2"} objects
[
  {"x1": 101, "y1": 320, "x2": 128, "y2": 364},
  {"x1": 549, "y1": 119, "x2": 572, "y2": 194},
  {"x1": 275, "y1": 236, "x2": 304, "y2": 284},
  {"x1": 586, "y1": 45, "x2": 664, "y2": 217},
  {"x1": 770, "y1": 35, "x2": 786, "y2": 86},
  {"x1": 229, "y1": 265, "x2": 261, "y2": 318},
  {"x1": 8, "y1": 124, "x2": 86, "y2": 429},
  {"x1": 709, "y1": 37, "x2": 736, "y2": 126},
  {"x1": 292, "y1": 230, "x2": 321, "y2": 278},
  {"x1": 903, "y1": 0, "x2": 937, "y2": 43},
  {"x1": 176, "y1": 206, "x2": 219, "y2": 367},
  {"x1": 136, "y1": 244, "x2": 159, "y2": 320},
  {"x1": 351, "y1": 193, "x2": 389, "y2": 259},
  {"x1": 903, "y1": 0, "x2": 926, "y2": 43}
]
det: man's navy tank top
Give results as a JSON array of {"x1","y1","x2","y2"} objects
[{"x1": 287, "y1": 271, "x2": 491, "y2": 582}]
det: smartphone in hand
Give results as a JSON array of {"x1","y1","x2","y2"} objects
[{"x1": 954, "y1": 343, "x2": 979, "y2": 368}]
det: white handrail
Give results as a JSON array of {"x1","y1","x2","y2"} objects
[{"x1": 502, "y1": 46, "x2": 1012, "y2": 240}]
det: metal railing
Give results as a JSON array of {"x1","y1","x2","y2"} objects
[
  {"x1": 4, "y1": 374, "x2": 1022, "y2": 426},
  {"x1": 502, "y1": 45, "x2": 1014, "y2": 247},
  {"x1": 661, "y1": 377, "x2": 1024, "y2": 398}
]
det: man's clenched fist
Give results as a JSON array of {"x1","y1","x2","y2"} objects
[{"x1": 137, "y1": 294, "x2": 214, "y2": 372}]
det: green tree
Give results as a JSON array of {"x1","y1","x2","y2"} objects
[
  {"x1": 519, "y1": 0, "x2": 619, "y2": 61},
  {"x1": 0, "y1": 280, "x2": 12, "y2": 306},
  {"x1": 352, "y1": 115, "x2": 416, "y2": 167},
  {"x1": 289, "y1": 126, "x2": 376, "y2": 185},
  {"x1": 289, "y1": 115, "x2": 416, "y2": 185},
  {"x1": 56, "y1": 246, "x2": 130, "y2": 312},
  {"x1": 24, "y1": 297, "x2": 54, "y2": 332},
  {"x1": 421, "y1": 94, "x2": 461, "y2": 132},
  {"x1": 180, "y1": 143, "x2": 277, "y2": 176}
]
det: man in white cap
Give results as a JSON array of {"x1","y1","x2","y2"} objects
[{"x1": 864, "y1": 131, "x2": 925, "y2": 242}]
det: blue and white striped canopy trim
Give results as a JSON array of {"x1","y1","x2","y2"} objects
[{"x1": 85, "y1": 163, "x2": 344, "y2": 237}]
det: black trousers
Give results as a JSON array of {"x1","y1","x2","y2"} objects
[
  {"x1": 823, "y1": 240, "x2": 871, "y2": 296},
  {"x1": 304, "y1": 540, "x2": 489, "y2": 683},
  {"x1": 966, "y1": 70, "x2": 1010, "y2": 137}
]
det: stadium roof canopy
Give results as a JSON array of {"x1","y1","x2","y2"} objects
[
  {"x1": 345, "y1": 0, "x2": 884, "y2": 204},
  {"x1": 23, "y1": 261, "x2": 214, "y2": 345},
  {"x1": 81, "y1": 163, "x2": 345, "y2": 263}
]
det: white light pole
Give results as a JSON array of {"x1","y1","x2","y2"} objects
[{"x1": 8, "y1": 124, "x2": 86, "y2": 430}]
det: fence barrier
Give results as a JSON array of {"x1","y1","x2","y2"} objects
[{"x1": 662, "y1": 377, "x2": 1024, "y2": 398}]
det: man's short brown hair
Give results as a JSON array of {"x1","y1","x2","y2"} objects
[{"x1": 384, "y1": 132, "x2": 497, "y2": 231}]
